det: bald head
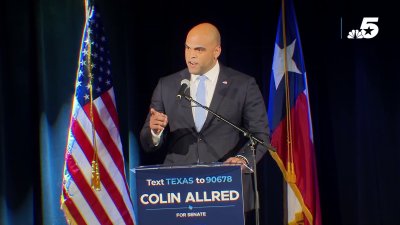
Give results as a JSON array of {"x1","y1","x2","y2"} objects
[
  {"x1": 187, "y1": 23, "x2": 221, "y2": 47},
  {"x1": 185, "y1": 23, "x2": 222, "y2": 75}
]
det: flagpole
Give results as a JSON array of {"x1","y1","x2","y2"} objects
[
  {"x1": 83, "y1": 0, "x2": 101, "y2": 191},
  {"x1": 281, "y1": 0, "x2": 296, "y2": 223},
  {"x1": 281, "y1": 0, "x2": 296, "y2": 184}
]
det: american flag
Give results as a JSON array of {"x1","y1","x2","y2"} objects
[
  {"x1": 60, "y1": 5, "x2": 135, "y2": 225},
  {"x1": 268, "y1": 0, "x2": 321, "y2": 224}
]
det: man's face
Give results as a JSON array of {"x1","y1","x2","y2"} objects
[{"x1": 185, "y1": 33, "x2": 220, "y2": 75}]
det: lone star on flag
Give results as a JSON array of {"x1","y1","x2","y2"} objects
[{"x1": 272, "y1": 39, "x2": 302, "y2": 89}]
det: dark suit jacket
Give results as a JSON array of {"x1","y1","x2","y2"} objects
[{"x1": 140, "y1": 64, "x2": 270, "y2": 212}]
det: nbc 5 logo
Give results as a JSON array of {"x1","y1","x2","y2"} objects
[{"x1": 347, "y1": 17, "x2": 379, "y2": 39}]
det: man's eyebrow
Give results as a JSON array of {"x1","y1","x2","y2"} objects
[
  {"x1": 193, "y1": 46, "x2": 206, "y2": 50},
  {"x1": 185, "y1": 44, "x2": 206, "y2": 50}
]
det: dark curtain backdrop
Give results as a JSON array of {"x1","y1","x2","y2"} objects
[{"x1": 1, "y1": 0, "x2": 399, "y2": 224}]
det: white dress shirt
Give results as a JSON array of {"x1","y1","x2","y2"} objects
[{"x1": 152, "y1": 61, "x2": 220, "y2": 145}]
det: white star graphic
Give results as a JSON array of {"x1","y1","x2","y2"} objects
[{"x1": 272, "y1": 39, "x2": 302, "y2": 89}]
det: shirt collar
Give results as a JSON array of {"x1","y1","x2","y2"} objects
[{"x1": 191, "y1": 61, "x2": 220, "y2": 83}]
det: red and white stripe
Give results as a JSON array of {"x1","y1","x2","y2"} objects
[{"x1": 61, "y1": 88, "x2": 135, "y2": 225}]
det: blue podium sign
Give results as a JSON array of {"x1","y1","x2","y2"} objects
[{"x1": 133, "y1": 163, "x2": 245, "y2": 225}]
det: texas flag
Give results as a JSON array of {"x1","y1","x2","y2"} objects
[{"x1": 267, "y1": 0, "x2": 322, "y2": 224}]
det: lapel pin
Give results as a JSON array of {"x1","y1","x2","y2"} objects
[{"x1": 222, "y1": 81, "x2": 228, "y2": 84}]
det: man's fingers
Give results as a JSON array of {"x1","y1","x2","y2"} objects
[
  {"x1": 224, "y1": 157, "x2": 245, "y2": 165},
  {"x1": 149, "y1": 108, "x2": 168, "y2": 135},
  {"x1": 150, "y1": 108, "x2": 165, "y2": 117},
  {"x1": 152, "y1": 115, "x2": 168, "y2": 126},
  {"x1": 150, "y1": 108, "x2": 158, "y2": 116},
  {"x1": 224, "y1": 157, "x2": 248, "y2": 172},
  {"x1": 152, "y1": 119, "x2": 167, "y2": 127},
  {"x1": 151, "y1": 124, "x2": 164, "y2": 131},
  {"x1": 224, "y1": 158, "x2": 234, "y2": 164},
  {"x1": 150, "y1": 108, "x2": 167, "y2": 120},
  {"x1": 150, "y1": 121, "x2": 164, "y2": 134}
]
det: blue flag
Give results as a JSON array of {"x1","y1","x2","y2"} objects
[{"x1": 268, "y1": 0, "x2": 322, "y2": 224}]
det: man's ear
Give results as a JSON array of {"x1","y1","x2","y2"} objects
[{"x1": 214, "y1": 45, "x2": 222, "y2": 59}]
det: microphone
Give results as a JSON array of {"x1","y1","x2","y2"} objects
[{"x1": 176, "y1": 79, "x2": 190, "y2": 99}]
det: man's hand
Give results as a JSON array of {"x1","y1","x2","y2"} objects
[
  {"x1": 149, "y1": 108, "x2": 168, "y2": 135},
  {"x1": 224, "y1": 156, "x2": 248, "y2": 171}
]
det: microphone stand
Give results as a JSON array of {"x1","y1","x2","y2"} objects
[{"x1": 181, "y1": 93, "x2": 275, "y2": 225}]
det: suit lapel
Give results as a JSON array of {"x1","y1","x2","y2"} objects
[{"x1": 201, "y1": 67, "x2": 230, "y2": 131}]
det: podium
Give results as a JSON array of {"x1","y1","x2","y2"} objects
[{"x1": 132, "y1": 163, "x2": 245, "y2": 225}]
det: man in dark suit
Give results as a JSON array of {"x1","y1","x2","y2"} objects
[{"x1": 140, "y1": 22, "x2": 270, "y2": 225}]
